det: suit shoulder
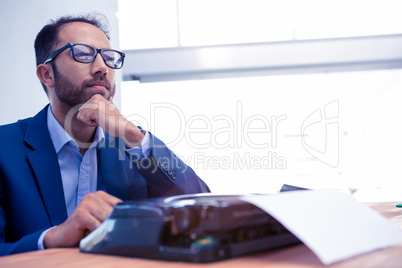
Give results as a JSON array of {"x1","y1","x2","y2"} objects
[{"x1": 0, "y1": 117, "x2": 32, "y2": 140}]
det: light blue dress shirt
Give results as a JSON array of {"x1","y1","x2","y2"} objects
[{"x1": 38, "y1": 105, "x2": 150, "y2": 249}]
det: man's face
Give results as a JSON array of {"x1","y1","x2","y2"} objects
[
  {"x1": 50, "y1": 22, "x2": 116, "y2": 109},
  {"x1": 52, "y1": 63, "x2": 114, "y2": 108}
]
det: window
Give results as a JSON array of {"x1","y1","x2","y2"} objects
[
  {"x1": 121, "y1": 70, "x2": 402, "y2": 201},
  {"x1": 118, "y1": 0, "x2": 402, "y2": 48},
  {"x1": 118, "y1": 0, "x2": 402, "y2": 201}
]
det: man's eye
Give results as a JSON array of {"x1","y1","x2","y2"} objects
[
  {"x1": 103, "y1": 55, "x2": 115, "y2": 62},
  {"x1": 75, "y1": 53, "x2": 93, "y2": 61}
]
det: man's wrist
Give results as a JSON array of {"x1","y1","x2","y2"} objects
[
  {"x1": 126, "y1": 130, "x2": 151, "y2": 158},
  {"x1": 43, "y1": 225, "x2": 60, "y2": 249},
  {"x1": 38, "y1": 226, "x2": 57, "y2": 250},
  {"x1": 123, "y1": 121, "x2": 145, "y2": 148}
]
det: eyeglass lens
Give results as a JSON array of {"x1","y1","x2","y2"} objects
[{"x1": 73, "y1": 44, "x2": 123, "y2": 69}]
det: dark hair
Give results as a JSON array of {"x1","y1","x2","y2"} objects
[
  {"x1": 34, "y1": 14, "x2": 110, "y2": 93},
  {"x1": 34, "y1": 13, "x2": 110, "y2": 67}
]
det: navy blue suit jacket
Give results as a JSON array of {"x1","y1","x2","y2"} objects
[{"x1": 0, "y1": 106, "x2": 210, "y2": 256}]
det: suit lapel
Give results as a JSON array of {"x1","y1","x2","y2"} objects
[
  {"x1": 25, "y1": 106, "x2": 67, "y2": 226},
  {"x1": 98, "y1": 134, "x2": 133, "y2": 200}
]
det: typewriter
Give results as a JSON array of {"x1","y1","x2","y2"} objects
[{"x1": 79, "y1": 194, "x2": 300, "y2": 262}]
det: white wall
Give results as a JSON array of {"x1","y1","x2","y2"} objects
[{"x1": 0, "y1": 0, "x2": 120, "y2": 125}]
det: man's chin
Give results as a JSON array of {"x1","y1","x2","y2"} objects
[{"x1": 88, "y1": 90, "x2": 112, "y2": 100}]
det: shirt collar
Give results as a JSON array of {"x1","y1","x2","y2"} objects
[{"x1": 47, "y1": 105, "x2": 105, "y2": 153}]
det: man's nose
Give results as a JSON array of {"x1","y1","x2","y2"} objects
[{"x1": 91, "y1": 53, "x2": 108, "y2": 76}]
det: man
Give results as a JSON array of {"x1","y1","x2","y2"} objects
[{"x1": 0, "y1": 14, "x2": 210, "y2": 256}]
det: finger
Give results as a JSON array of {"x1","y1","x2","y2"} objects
[
  {"x1": 44, "y1": 209, "x2": 102, "y2": 248},
  {"x1": 81, "y1": 192, "x2": 121, "y2": 222},
  {"x1": 77, "y1": 108, "x2": 99, "y2": 126},
  {"x1": 83, "y1": 213, "x2": 103, "y2": 232},
  {"x1": 95, "y1": 190, "x2": 122, "y2": 206},
  {"x1": 70, "y1": 206, "x2": 102, "y2": 232}
]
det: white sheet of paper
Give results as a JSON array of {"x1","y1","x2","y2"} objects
[{"x1": 241, "y1": 190, "x2": 402, "y2": 265}]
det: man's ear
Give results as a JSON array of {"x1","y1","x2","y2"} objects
[{"x1": 36, "y1": 64, "x2": 55, "y2": 88}]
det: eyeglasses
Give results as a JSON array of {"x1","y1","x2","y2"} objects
[{"x1": 43, "y1": 43, "x2": 125, "y2": 69}]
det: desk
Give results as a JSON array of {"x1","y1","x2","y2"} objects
[{"x1": 1, "y1": 202, "x2": 401, "y2": 268}]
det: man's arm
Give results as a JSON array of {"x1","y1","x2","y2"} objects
[
  {"x1": 0, "y1": 216, "x2": 45, "y2": 256},
  {"x1": 77, "y1": 94, "x2": 210, "y2": 196},
  {"x1": 0, "y1": 191, "x2": 120, "y2": 255},
  {"x1": 77, "y1": 94, "x2": 144, "y2": 148},
  {"x1": 131, "y1": 132, "x2": 211, "y2": 197},
  {"x1": 43, "y1": 191, "x2": 121, "y2": 248}
]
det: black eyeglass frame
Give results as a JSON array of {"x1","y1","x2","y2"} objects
[{"x1": 43, "y1": 43, "x2": 125, "y2": 69}]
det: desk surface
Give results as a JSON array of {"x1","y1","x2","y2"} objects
[{"x1": 1, "y1": 202, "x2": 401, "y2": 268}]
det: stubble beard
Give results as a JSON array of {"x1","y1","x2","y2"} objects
[
  {"x1": 52, "y1": 66, "x2": 116, "y2": 115},
  {"x1": 52, "y1": 66, "x2": 116, "y2": 148}
]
